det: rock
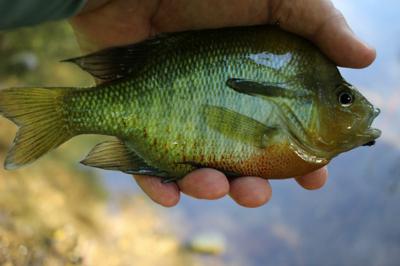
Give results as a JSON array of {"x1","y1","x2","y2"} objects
[{"x1": 186, "y1": 232, "x2": 226, "y2": 255}]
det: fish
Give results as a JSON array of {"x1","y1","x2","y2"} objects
[{"x1": 0, "y1": 26, "x2": 381, "y2": 182}]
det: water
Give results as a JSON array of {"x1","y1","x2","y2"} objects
[{"x1": 102, "y1": 1, "x2": 400, "y2": 265}]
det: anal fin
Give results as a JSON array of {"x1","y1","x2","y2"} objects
[{"x1": 81, "y1": 138, "x2": 168, "y2": 177}]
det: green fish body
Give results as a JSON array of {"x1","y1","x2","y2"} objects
[{"x1": 0, "y1": 26, "x2": 381, "y2": 181}]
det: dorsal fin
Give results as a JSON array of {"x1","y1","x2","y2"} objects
[{"x1": 62, "y1": 34, "x2": 170, "y2": 82}]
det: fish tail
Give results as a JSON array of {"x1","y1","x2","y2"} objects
[{"x1": 0, "y1": 87, "x2": 74, "y2": 169}]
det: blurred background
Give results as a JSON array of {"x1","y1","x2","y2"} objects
[{"x1": 0, "y1": 0, "x2": 399, "y2": 265}]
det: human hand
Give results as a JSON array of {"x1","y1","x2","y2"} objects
[{"x1": 70, "y1": 0, "x2": 375, "y2": 207}]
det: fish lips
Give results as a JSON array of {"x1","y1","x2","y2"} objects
[
  {"x1": 362, "y1": 128, "x2": 382, "y2": 145},
  {"x1": 361, "y1": 120, "x2": 382, "y2": 147},
  {"x1": 361, "y1": 108, "x2": 382, "y2": 146},
  {"x1": 361, "y1": 108, "x2": 381, "y2": 146}
]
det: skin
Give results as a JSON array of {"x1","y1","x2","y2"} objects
[{"x1": 70, "y1": 0, "x2": 376, "y2": 208}]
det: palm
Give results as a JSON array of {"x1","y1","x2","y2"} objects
[
  {"x1": 70, "y1": 0, "x2": 375, "y2": 207},
  {"x1": 71, "y1": 0, "x2": 273, "y2": 51}
]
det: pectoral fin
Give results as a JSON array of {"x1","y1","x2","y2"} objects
[
  {"x1": 226, "y1": 78, "x2": 310, "y2": 98},
  {"x1": 203, "y1": 105, "x2": 278, "y2": 148},
  {"x1": 81, "y1": 138, "x2": 168, "y2": 177}
]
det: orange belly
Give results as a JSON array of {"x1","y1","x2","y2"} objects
[{"x1": 207, "y1": 143, "x2": 327, "y2": 179}]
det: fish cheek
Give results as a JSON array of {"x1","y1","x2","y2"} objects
[
  {"x1": 314, "y1": 105, "x2": 341, "y2": 145},
  {"x1": 324, "y1": 105, "x2": 364, "y2": 150}
]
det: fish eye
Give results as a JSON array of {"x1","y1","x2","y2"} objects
[{"x1": 338, "y1": 91, "x2": 354, "y2": 107}]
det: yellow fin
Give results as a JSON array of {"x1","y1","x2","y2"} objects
[
  {"x1": 0, "y1": 87, "x2": 73, "y2": 169},
  {"x1": 203, "y1": 105, "x2": 279, "y2": 148},
  {"x1": 81, "y1": 139, "x2": 169, "y2": 177}
]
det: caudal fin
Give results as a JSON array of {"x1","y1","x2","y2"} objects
[{"x1": 0, "y1": 87, "x2": 73, "y2": 169}]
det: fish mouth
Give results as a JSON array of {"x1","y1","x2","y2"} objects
[
  {"x1": 357, "y1": 128, "x2": 381, "y2": 147},
  {"x1": 363, "y1": 140, "x2": 376, "y2": 146},
  {"x1": 362, "y1": 127, "x2": 382, "y2": 140},
  {"x1": 360, "y1": 107, "x2": 381, "y2": 146},
  {"x1": 371, "y1": 107, "x2": 381, "y2": 121}
]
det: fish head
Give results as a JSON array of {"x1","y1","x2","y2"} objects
[{"x1": 315, "y1": 80, "x2": 381, "y2": 156}]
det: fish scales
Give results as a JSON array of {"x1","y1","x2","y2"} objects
[
  {"x1": 0, "y1": 26, "x2": 381, "y2": 180},
  {"x1": 65, "y1": 28, "x2": 303, "y2": 177}
]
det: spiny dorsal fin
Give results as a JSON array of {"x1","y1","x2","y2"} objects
[
  {"x1": 81, "y1": 138, "x2": 168, "y2": 177},
  {"x1": 203, "y1": 105, "x2": 279, "y2": 148},
  {"x1": 62, "y1": 34, "x2": 172, "y2": 82}
]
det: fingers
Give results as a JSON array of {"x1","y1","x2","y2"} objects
[
  {"x1": 295, "y1": 167, "x2": 328, "y2": 190},
  {"x1": 270, "y1": 0, "x2": 376, "y2": 68},
  {"x1": 178, "y1": 168, "x2": 230, "y2": 199},
  {"x1": 134, "y1": 166, "x2": 327, "y2": 208},
  {"x1": 134, "y1": 170, "x2": 271, "y2": 208},
  {"x1": 133, "y1": 175, "x2": 180, "y2": 207},
  {"x1": 134, "y1": 169, "x2": 230, "y2": 207},
  {"x1": 309, "y1": 9, "x2": 376, "y2": 68},
  {"x1": 229, "y1": 176, "x2": 272, "y2": 208}
]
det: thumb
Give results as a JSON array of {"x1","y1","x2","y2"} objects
[{"x1": 269, "y1": 0, "x2": 376, "y2": 68}]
